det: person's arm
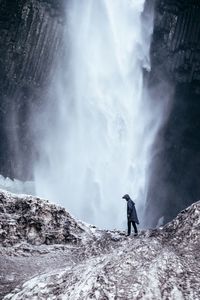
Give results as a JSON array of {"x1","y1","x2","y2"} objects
[{"x1": 127, "y1": 201, "x2": 132, "y2": 219}]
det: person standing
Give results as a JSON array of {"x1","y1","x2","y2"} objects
[{"x1": 122, "y1": 194, "x2": 139, "y2": 236}]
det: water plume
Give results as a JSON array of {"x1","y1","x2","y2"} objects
[{"x1": 34, "y1": 0, "x2": 157, "y2": 229}]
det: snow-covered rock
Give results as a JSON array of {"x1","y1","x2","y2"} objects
[
  {"x1": 0, "y1": 190, "x2": 199, "y2": 299},
  {"x1": 0, "y1": 190, "x2": 86, "y2": 247}
]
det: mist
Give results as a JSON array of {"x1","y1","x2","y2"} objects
[{"x1": 32, "y1": 0, "x2": 163, "y2": 229}]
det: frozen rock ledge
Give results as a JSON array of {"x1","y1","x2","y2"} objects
[{"x1": 0, "y1": 189, "x2": 200, "y2": 299}]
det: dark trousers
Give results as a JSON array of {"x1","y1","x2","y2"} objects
[{"x1": 128, "y1": 220, "x2": 138, "y2": 235}]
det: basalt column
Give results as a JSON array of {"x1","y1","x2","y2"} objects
[
  {"x1": 146, "y1": 0, "x2": 200, "y2": 226},
  {"x1": 0, "y1": 0, "x2": 64, "y2": 179}
]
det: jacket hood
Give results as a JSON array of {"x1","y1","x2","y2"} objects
[{"x1": 122, "y1": 194, "x2": 130, "y2": 200}]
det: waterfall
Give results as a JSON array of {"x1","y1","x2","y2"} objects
[{"x1": 34, "y1": 0, "x2": 155, "y2": 229}]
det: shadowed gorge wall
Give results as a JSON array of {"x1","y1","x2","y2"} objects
[
  {"x1": 146, "y1": 0, "x2": 200, "y2": 226},
  {"x1": 0, "y1": 0, "x2": 64, "y2": 179}
]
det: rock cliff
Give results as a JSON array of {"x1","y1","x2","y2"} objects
[
  {"x1": 146, "y1": 0, "x2": 200, "y2": 226},
  {"x1": 0, "y1": 190, "x2": 199, "y2": 299},
  {"x1": 0, "y1": 0, "x2": 64, "y2": 179}
]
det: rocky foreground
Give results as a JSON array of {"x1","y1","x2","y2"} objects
[{"x1": 0, "y1": 190, "x2": 199, "y2": 300}]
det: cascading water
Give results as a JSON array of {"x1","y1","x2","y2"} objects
[{"x1": 34, "y1": 0, "x2": 156, "y2": 229}]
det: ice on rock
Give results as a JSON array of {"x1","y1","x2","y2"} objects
[{"x1": 0, "y1": 190, "x2": 199, "y2": 299}]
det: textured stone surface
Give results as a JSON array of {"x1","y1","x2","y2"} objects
[
  {"x1": 146, "y1": 0, "x2": 200, "y2": 226},
  {"x1": 0, "y1": 190, "x2": 199, "y2": 299},
  {"x1": 0, "y1": 0, "x2": 64, "y2": 179},
  {"x1": 0, "y1": 190, "x2": 124, "y2": 298},
  {"x1": 151, "y1": 0, "x2": 200, "y2": 85},
  {"x1": 0, "y1": 190, "x2": 84, "y2": 247}
]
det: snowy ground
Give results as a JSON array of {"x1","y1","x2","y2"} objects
[{"x1": 0, "y1": 190, "x2": 200, "y2": 299}]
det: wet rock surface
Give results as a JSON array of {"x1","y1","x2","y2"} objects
[
  {"x1": 0, "y1": 190, "x2": 199, "y2": 299},
  {"x1": 146, "y1": 0, "x2": 200, "y2": 226},
  {"x1": 151, "y1": 0, "x2": 200, "y2": 85},
  {"x1": 0, "y1": 0, "x2": 64, "y2": 179},
  {"x1": 0, "y1": 190, "x2": 84, "y2": 247}
]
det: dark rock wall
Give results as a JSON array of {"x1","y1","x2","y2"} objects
[
  {"x1": 151, "y1": 0, "x2": 200, "y2": 85},
  {"x1": 0, "y1": 0, "x2": 64, "y2": 179},
  {"x1": 146, "y1": 0, "x2": 200, "y2": 226}
]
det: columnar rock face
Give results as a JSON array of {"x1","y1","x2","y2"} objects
[
  {"x1": 0, "y1": 0, "x2": 64, "y2": 179},
  {"x1": 146, "y1": 0, "x2": 200, "y2": 226},
  {"x1": 151, "y1": 0, "x2": 200, "y2": 85}
]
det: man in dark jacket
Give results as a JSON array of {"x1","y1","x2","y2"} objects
[{"x1": 122, "y1": 194, "x2": 139, "y2": 236}]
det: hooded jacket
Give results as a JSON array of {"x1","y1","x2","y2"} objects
[{"x1": 127, "y1": 198, "x2": 139, "y2": 224}]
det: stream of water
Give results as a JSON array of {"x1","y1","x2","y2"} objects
[{"x1": 34, "y1": 0, "x2": 155, "y2": 229}]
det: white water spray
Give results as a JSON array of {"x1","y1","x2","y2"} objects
[{"x1": 34, "y1": 0, "x2": 156, "y2": 229}]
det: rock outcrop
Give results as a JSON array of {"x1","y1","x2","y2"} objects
[
  {"x1": 151, "y1": 0, "x2": 200, "y2": 85},
  {"x1": 0, "y1": 0, "x2": 64, "y2": 179},
  {"x1": 0, "y1": 189, "x2": 98, "y2": 298},
  {"x1": 146, "y1": 0, "x2": 200, "y2": 226},
  {"x1": 0, "y1": 190, "x2": 84, "y2": 247},
  {"x1": 0, "y1": 190, "x2": 199, "y2": 299}
]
